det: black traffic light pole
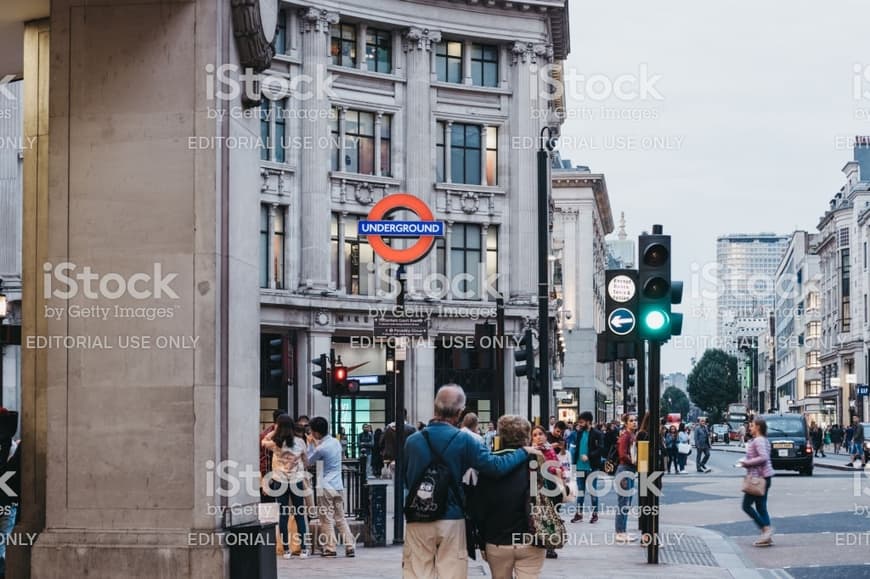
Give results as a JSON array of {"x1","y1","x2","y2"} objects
[
  {"x1": 537, "y1": 129, "x2": 554, "y2": 424},
  {"x1": 647, "y1": 339, "x2": 662, "y2": 564},
  {"x1": 393, "y1": 265, "x2": 407, "y2": 545}
]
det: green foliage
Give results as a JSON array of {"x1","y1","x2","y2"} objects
[
  {"x1": 686, "y1": 349, "x2": 739, "y2": 423},
  {"x1": 660, "y1": 386, "x2": 690, "y2": 419}
]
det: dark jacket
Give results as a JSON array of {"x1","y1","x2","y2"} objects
[
  {"x1": 568, "y1": 427, "x2": 603, "y2": 470},
  {"x1": 694, "y1": 425, "x2": 711, "y2": 449},
  {"x1": 404, "y1": 422, "x2": 529, "y2": 520},
  {"x1": 467, "y1": 448, "x2": 531, "y2": 546},
  {"x1": 359, "y1": 430, "x2": 374, "y2": 456},
  {"x1": 381, "y1": 421, "x2": 416, "y2": 462}
]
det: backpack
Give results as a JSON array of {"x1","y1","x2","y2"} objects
[{"x1": 404, "y1": 429, "x2": 462, "y2": 523}]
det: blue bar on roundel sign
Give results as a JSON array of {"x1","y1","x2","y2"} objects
[{"x1": 358, "y1": 220, "x2": 445, "y2": 237}]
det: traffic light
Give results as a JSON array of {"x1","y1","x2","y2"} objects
[
  {"x1": 312, "y1": 353, "x2": 331, "y2": 396},
  {"x1": 627, "y1": 364, "x2": 636, "y2": 388},
  {"x1": 605, "y1": 269, "x2": 639, "y2": 342},
  {"x1": 637, "y1": 231, "x2": 682, "y2": 341},
  {"x1": 262, "y1": 335, "x2": 284, "y2": 391},
  {"x1": 514, "y1": 329, "x2": 538, "y2": 395},
  {"x1": 332, "y1": 359, "x2": 348, "y2": 394}
]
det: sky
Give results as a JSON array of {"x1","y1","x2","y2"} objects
[{"x1": 560, "y1": 0, "x2": 870, "y2": 374}]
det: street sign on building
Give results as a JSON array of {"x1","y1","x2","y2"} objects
[
  {"x1": 857, "y1": 384, "x2": 869, "y2": 397},
  {"x1": 373, "y1": 314, "x2": 428, "y2": 338}
]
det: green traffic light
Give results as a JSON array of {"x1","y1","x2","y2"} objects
[{"x1": 644, "y1": 310, "x2": 668, "y2": 331}]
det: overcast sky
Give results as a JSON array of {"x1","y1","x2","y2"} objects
[{"x1": 560, "y1": 0, "x2": 870, "y2": 374}]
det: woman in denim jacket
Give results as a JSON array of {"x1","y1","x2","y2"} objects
[{"x1": 736, "y1": 416, "x2": 775, "y2": 547}]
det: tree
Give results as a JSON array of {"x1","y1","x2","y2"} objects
[
  {"x1": 687, "y1": 348, "x2": 739, "y2": 423},
  {"x1": 660, "y1": 386, "x2": 690, "y2": 419}
]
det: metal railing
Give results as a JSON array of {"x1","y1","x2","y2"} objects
[{"x1": 307, "y1": 458, "x2": 367, "y2": 520}]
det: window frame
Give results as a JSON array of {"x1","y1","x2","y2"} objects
[{"x1": 436, "y1": 40, "x2": 464, "y2": 83}]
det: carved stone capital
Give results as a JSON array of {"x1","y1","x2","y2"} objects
[
  {"x1": 403, "y1": 27, "x2": 442, "y2": 52},
  {"x1": 299, "y1": 8, "x2": 339, "y2": 34},
  {"x1": 511, "y1": 41, "x2": 553, "y2": 65}
]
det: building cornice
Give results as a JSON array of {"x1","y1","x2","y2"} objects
[{"x1": 551, "y1": 172, "x2": 615, "y2": 234}]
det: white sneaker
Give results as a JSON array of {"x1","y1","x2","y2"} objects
[
  {"x1": 282, "y1": 552, "x2": 292, "y2": 560},
  {"x1": 298, "y1": 550, "x2": 309, "y2": 559}
]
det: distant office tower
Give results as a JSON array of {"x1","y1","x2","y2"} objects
[{"x1": 716, "y1": 233, "x2": 789, "y2": 355}]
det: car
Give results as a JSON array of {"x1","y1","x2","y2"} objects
[
  {"x1": 711, "y1": 423, "x2": 730, "y2": 444},
  {"x1": 762, "y1": 413, "x2": 813, "y2": 476}
]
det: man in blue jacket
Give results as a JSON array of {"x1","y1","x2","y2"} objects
[{"x1": 402, "y1": 384, "x2": 536, "y2": 579}]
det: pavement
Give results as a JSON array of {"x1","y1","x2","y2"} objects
[{"x1": 278, "y1": 520, "x2": 765, "y2": 579}]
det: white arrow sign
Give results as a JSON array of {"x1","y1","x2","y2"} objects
[{"x1": 608, "y1": 308, "x2": 636, "y2": 336}]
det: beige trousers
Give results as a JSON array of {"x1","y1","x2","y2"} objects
[
  {"x1": 484, "y1": 543, "x2": 546, "y2": 579},
  {"x1": 402, "y1": 519, "x2": 468, "y2": 578},
  {"x1": 317, "y1": 491, "x2": 355, "y2": 554}
]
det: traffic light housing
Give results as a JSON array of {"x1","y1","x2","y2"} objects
[
  {"x1": 627, "y1": 364, "x2": 636, "y2": 388},
  {"x1": 263, "y1": 335, "x2": 284, "y2": 391},
  {"x1": 514, "y1": 329, "x2": 539, "y2": 395},
  {"x1": 312, "y1": 353, "x2": 331, "y2": 396},
  {"x1": 332, "y1": 360, "x2": 348, "y2": 394},
  {"x1": 637, "y1": 231, "x2": 682, "y2": 341}
]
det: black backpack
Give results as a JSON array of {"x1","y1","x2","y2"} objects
[{"x1": 404, "y1": 429, "x2": 462, "y2": 523}]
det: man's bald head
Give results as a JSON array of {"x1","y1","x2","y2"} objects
[{"x1": 434, "y1": 384, "x2": 466, "y2": 422}]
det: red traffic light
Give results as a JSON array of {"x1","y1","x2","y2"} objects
[{"x1": 333, "y1": 365, "x2": 347, "y2": 382}]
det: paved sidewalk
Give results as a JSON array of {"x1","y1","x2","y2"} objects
[{"x1": 276, "y1": 520, "x2": 764, "y2": 579}]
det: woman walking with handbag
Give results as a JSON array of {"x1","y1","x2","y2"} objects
[{"x1": 736, "y1": 416, "x2": 775, "y2": 547}]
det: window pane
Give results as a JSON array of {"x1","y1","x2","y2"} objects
[
  {"x1": 274, "y1": 99, "x2": 286, "y2": 163},
  {"x1": 451, "y1": 125, "x2": 465, "y2": 147},
  {"x1": 359, "y1": 111, "x2": 375, "y2": 136},
  {"x1": 486, "y1": 149, "x2": 497, "y2": 185},
  {"x1": 436, "y1": 55, "x2": 447, "y2": 82},
  {"x1": 380, "y1": 138, "x2": 391, "y2": 176},
  {"x1": 471, "y1": 61, "x2": 483, "y2": 85},
  {"x1": 465, "y1": 150, "x2": 481, "y2": 185},
  {"x1": 451, "y1": 148, "x2": 464, "y2": 183},
  {"x1": 465, "y1": 125, "x2": 480, "y2": 148},
  {"x1": 448, "y1": 59, "x2": 462, "y2": 83},
  {"x1": 260, "y1": 102, "x2": 270, "y2": 161},
  {"x1": 359, "y1": 242, "x2": 374, "y2": 295},
  {"x1": 487, "y1": 227, "x2": 498, "y2": 250},
  {"x1": 484, "y1": 62, "x2": 498, "y2": 87},
  {"x1": 272, "y1": 207, "x2": 284, "y2": 233},
  {"x1": 359, "y1": 136, "x2": 375, "y2": 175},
  {"x1": 466, "y1": 225, "x2": 481, "y2": 249},
  {"x1": 447, "y1": 41, "x2": 462, "y2": 58}
]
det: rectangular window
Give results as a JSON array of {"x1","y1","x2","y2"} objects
[
  {"x1": 470, "y1": 43, "x2": 498, "y2": 87},
  {"x1": 274, "y1": 99, "x2": 286, "y2": 163},
  {"x1": 275, "y1": 9, "x2": 287, "y2": 55},
  {"x1": 436, "y1": 41, "x2": 463, "y2": 83},
  {"x1": 331, "y1": 109, "x2": 390, "y2": 176},
  {"x1": 806, "y1": 351, "x2": 820, "y2": 368},
  {"x1": 486, "y1": 227, "x2": 498, "y2": 292},
  {"x1": 841, "y1": 248, "x2": 851, "y2": 331},
  {"x1": 807, "y1": 321, "x2": 821, "y2": 340},
  {"x1": 806, "y1": 380, "x2": 821, "y2": 396},
  {"x1": 485, "y1": 127, "x2": 498, "y2": 185},
  {"x1": 330, "y1": 23, "x2": 357, "y2": 67},
  {"x1": 331, "y1": 214, "x2": 375, "y2": 295},
  {"x1": 272, "y1": 207, "x2": 285, "y2": 289},
  {"x1": 260, "y1": 206, "x2": 269, "y2": 288},
  {"x1": 450, "y1": 223, "x2": 482, "y2": 299},
  {"x1": 365, "y1": 28, "x2": 392, "y2": 73},
  {"x1": 260, "y1": 205, "x2": 285, "y2": 289},
  {"x1": 260, "y1": 99, "x2": 288, "y2": 163}
]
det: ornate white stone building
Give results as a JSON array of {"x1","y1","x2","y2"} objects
[{"x1": 258, "y1": 1, "x2": 571, "y2": 439}]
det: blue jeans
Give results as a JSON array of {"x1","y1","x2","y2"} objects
[
  {"x1": 615, "y1": 465, "x2": 635, "y2": 534},
  {"x1": 741, "y1": 477, "x2": 772, "y2": 529},
  {"x1": 277, "y1": 480, "x2": 308, "y2": 551},
  {"x1": 0, "y1": 504, "x2": 16, "y2": 562},
  {"x1": 575, "y1": 470, "x2": 599, "y2": 514}
]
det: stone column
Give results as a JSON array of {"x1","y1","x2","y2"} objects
[
  {"x1": 299, "y1": 7, "x2": 339, "y2": 292},
  {"x1": 402, "y1": 27, "x2": 440, "y2": 297},
  {"x1": 337, "y1": 212, "x2": 346, "y2": 292},
  {"x1": 374, "y1": 111, "x2": 384, "y2": 177},
  {"x1": 508, "y1": 41, "x2": 550, "y2": 304},
  {"x1": 23, "y1": 1, "x2": 262, "y2": 577}
]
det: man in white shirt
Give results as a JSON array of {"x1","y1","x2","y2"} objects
[{"x1": 306, "y1": 416, "x2": 356, "y2": 557}]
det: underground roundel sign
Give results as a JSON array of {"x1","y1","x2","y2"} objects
[{"x1": 357, "y1": 194, "x2": 445, "y2": 264}]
